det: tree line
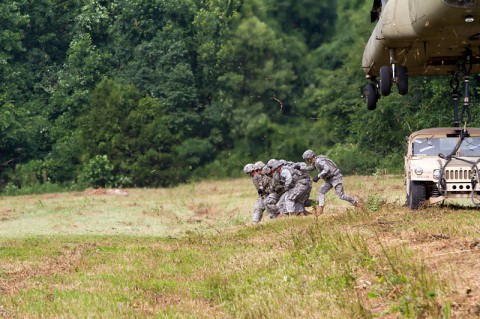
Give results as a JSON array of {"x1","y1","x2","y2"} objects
[{"x1": 1, "y1": 0, "x2": 479, "y2": 192}]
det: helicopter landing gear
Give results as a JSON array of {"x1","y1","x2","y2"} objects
[
  {"x1": 365, "y1": 48, "x2": 408, "y2": 109},
  {"x1": 397, "y1": 65, "x2": 408, "y2": 95},
  {"x1": 366, "y1": 82, "x2": 379, "y2": 110},
  {"x1": 379, "y1": 65, "x2": 392, "y2": 96},
  {"x1": 379, "y1": 49, "x2": 408, "y2": 97}
]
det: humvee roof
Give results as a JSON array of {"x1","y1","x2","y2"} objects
[{"x1": 408, "y1": 127, "x2": 480, "y2": 140}]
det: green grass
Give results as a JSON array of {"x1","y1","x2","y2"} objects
[{"x1": 0, "y1": 176, "x2": 479, "y2": 318}]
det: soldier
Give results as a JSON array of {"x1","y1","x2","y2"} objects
[
  {"x1": 271, "y1": 160, "x2": 312, "y2": 216},
  {"x1": 286, "y1": 160, "x2": 317, "y2": 209},
  {"x1": 243, "y1": 162, "x2": 268, "y2": 224},
  {"x1": 263, "y1": 159, "x2": 285, "y2": 217},
  {"x1": 253, "y1": 161, "x2": 277, "y2": 222},
  {"x1": 302, "y1": 149, "x2": 357, "y2": 215}
]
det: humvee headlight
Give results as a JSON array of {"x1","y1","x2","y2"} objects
[
  {"x1": 433, "y1": 170, "x2": 441, "y2": 180},
  {"x1": 414, "y1": 167, "x2": 423, "y2": 175}
]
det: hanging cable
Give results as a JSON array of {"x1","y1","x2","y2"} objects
[
  {"x1": 437, "y1": 126, "x2": 480, "y2": 205},
  {"x1": 435, "y1": 49, "x2": 480, "y2": 204},
  {"x1": 450, "y1": 76, "x2": 460, "y2": 127}
]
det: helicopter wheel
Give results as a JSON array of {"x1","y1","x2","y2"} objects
[
  {"x1": 379, "y1": 66, "x2": 392, "y2": 96},
  {"x1": 366, "y1": 82, "x2": 378, "y2": 110},
  {"x1": 397, "y1": 65, "x2": 408, "y2": 95}
]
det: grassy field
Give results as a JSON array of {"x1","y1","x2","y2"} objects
[{"x1": 0, "y1": 175, "x2": 479, "y2": 318}]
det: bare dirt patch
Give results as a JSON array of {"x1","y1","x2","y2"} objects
[
  {"x1": 0, "y1": 208, "x2": 15, "y2": 221},
  {"x1": 188, "y1": 202, "x2": 218, "y2": 216},
  {"x1": 83, "y1": 188, "x2": 129, "y2": 196}
]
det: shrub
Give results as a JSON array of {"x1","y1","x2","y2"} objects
[
  {"x1": 13, "y1": 160, "x2": 46, "y2": 187},
  {"x1": 79, "y1": 155, "x2": 116, "y2": 188}
]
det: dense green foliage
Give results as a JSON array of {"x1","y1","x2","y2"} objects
[{"x1": 2, "y1": 0, "x2": 480, "y2": 190}]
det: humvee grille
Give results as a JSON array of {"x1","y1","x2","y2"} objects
[{"x1": 444, "y1": 169, "x2": 475, "y2": 180}]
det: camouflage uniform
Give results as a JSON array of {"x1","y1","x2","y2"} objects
[
  {"x1": 309, "y1": 154, "x2": 357, "y2": 207},
  {"x1": 264, "y1": 173, "x2": 284, "y2": 218},
  {"x1": 277, "y1": 164, "x2": 312, "y2": 215},
  {"x1": 244, "y1": 163, "x2": 264, "y2": 223},
  {"x1": 263, "y1": 161, "x2": 284, "y2": 217},
  {"x1": 251, "y1": 171, "x2": 267, "y2": 223}
]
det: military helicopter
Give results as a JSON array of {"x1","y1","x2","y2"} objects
[{"x1": 362, "y1": 0, "x2": 480, "y2": 120}]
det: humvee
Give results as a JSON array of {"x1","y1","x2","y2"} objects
[{"x1": 405, "y1": 127, "x2": 480, "y2": 209}]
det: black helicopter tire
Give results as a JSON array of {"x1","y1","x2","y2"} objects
[
  {"x1": 407, "y1": 181, "x2": 426, "y2": 210},
  {"x1": 397, "y1": 65, "x2": 408, "y2": 95},
  {"x1": 366, "y1": 83, "x2": 377, "y2": 110},
  {"x1": 379, "y1": 66, "x2": 392, "y2": 96}
]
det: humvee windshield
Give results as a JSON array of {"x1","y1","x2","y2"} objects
[{"x1": 412, "y1": 137, "x2": 480, "y2": 156}]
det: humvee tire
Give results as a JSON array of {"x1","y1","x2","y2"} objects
[{"x1": 407, "y1": 181, "x2": 426, "y2": 209}]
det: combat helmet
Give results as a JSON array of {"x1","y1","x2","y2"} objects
[
  {"x1": 302, "y1": 149, "x2": 316, "y2": 160},
  {"x1": 266, "y1": 159, "x2": 278, "y2": 168},
  {"x1": 243, "y1": 163, "x2": 255, "y2": 174},
  {"x1": 262, "y1": 165, "x2": 271, "y2": 175},
  {"x1": 253, "y1": 161, "x2": 265, "y2": 171},
  {"x1": 270, "y1": 160, "x2": 283, "y2": 170}
]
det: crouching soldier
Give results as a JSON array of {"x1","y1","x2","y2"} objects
[
  {"x1": 302, "y1": 149, "x2": 357, "y2": 215},
  {"x1": 243, "y1": 162, "x2": 269, "y2": 224},
  {"x1": 271, "y1": 160, "x2": 312, "y2": 216},
  {"x1": 263, "y1": 159, "x2": 285, "y2": 217}
]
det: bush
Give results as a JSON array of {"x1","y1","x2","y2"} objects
[
  {"x1": 44, "y1": 134, "x2": 83, "y2": 183},
  {"x1": 13, "y1": 160, "x2": 47, "y2": 187},
  {"x1": 78, "y1": 155, "x2": 116, "y2": 188}
]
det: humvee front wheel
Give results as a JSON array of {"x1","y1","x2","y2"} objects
[{"x1": 407, "y1": 181, "x2": 426, "y2": 210}]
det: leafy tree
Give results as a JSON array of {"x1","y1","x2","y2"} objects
[
  {"x1": 125, "y1": 24, "x2": 197, "y2": 112},
  {"x1": 124, "y1": 96, "x2": 182, "y2": 186},
  {"x1": 79, "y1": 79, "x2": 182, "y2": 186},
  {"x1": 0, "y1": 2, "x2": 28, "y2": 61},
  {"x1": 0, "y1": 97, "x2": 26, "y2": 171},
  {"x1": 192, "y1": 0, "x2": 242, "y2": 104},
  {"x1": 79, "y1": 78, "x2": 142, "y2": 169},
  {"x1": 0, "y1": 2, "x2": 29, "y2": 98},
  {"x1": 270, "y1": 0, "x2": 337, "y2": 48}
]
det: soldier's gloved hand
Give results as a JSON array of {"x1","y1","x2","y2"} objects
[
  {"x1": 312, "y1": 176, "x2": 320, "y2": 183},
  {"x1": 294, "y1": 164, "x2": 301, "y2": 170},
  {"x1": 258, "y1": 188, "x2": 264, "y2": 195}
]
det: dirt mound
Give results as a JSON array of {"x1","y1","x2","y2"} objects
[{"x1": 84, "y1": 188, "x2": 129, "y2": 196}]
